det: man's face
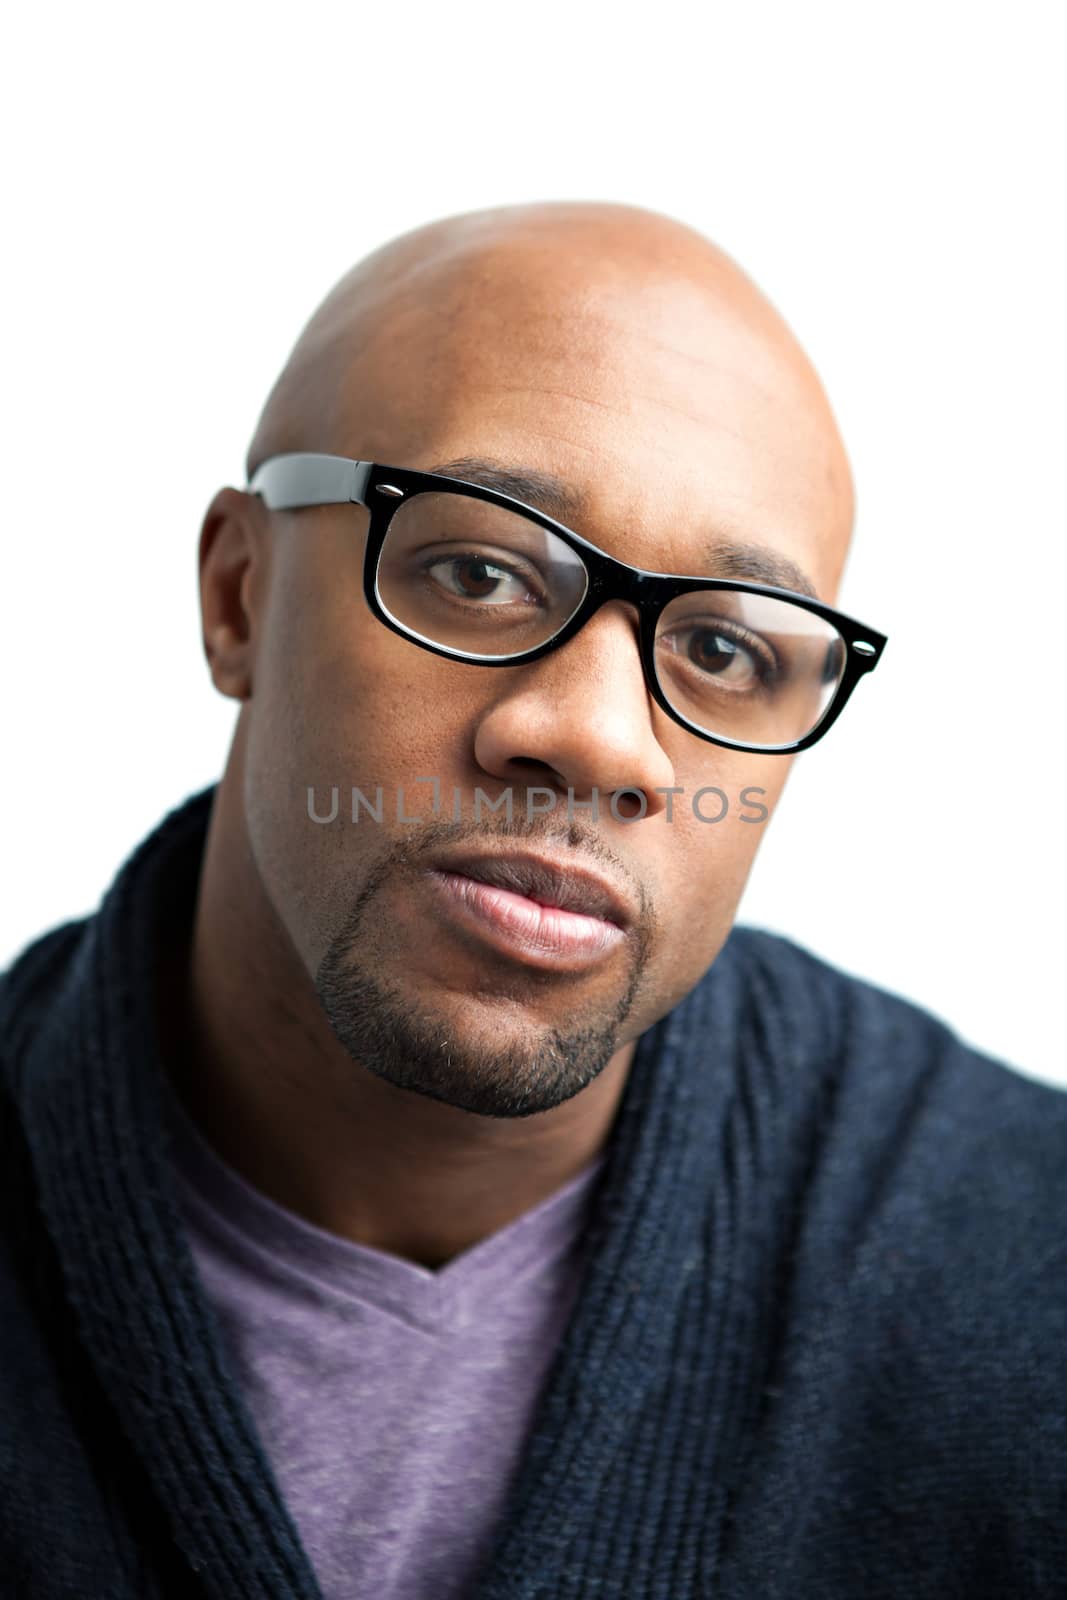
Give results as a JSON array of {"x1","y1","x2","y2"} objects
[{"x1": 231, "y1": 240, "x2": 853, "y2": 1118}]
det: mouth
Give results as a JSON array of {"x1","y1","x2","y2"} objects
[
  {"x1": 421, "y1": 849, "x2": 634, "y2": 971},
  {"x1": 427, "y1": 849, "x2": 634, "y2": 925}
]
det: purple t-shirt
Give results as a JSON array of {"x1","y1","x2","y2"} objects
[{"x1": 162, "y1": 1080, "x2": 607, "y2": 1600}]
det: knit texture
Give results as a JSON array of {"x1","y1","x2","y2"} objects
[{"x1": 3, "y1": 782, "x2": 1067, "y2": 1599}]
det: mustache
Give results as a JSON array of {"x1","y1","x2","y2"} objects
[{"x1": 394, "y1": 814, "x2": 646, "y2": 901}]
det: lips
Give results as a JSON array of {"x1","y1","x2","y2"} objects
[{"x1": 424, "y1": 849, "x2": 634, "y2": 929}]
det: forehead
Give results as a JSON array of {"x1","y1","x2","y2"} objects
[{"x1": 334, "y1": 268, "x2": 854, "y2": 599}]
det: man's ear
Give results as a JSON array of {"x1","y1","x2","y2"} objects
[{"x1": 198, "y1": 487, "x2": 269, "y2": 702}]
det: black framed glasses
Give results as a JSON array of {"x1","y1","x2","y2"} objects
[{"x1": 246, "y1": 453, "x2": 888, "y2": 755}]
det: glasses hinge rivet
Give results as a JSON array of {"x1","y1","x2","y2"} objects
[
  {"x1": 376, "y1": 484, "x2": 405, "y2": 498},
  {"x1": 852, "y1": 640, "x2": 876, "y2": 655}
]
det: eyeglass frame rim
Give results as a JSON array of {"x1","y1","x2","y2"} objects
[{"x1": 245, "y1": 451, "x2": 889, "y2": 756}]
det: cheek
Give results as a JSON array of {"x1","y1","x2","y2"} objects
[
  {"x1": 650, "y1": 755, "x2": 789, "y2": 969},
  {"x1": 240, "y1": 577, "x2": 489, "y2": 967},
  {"x1": 249, "y1": 550, "x2": 432, "y2": 779},
  {"x1": 667, "y1": 809, "x2": 760, "y2": 917},
  {"x1": 236, "y1": 565, "x2": 381, "y2": 967}
]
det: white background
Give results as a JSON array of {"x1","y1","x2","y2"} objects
[{"x1": 3, "y1": 3, "x2": 1064, "y2": 1084}]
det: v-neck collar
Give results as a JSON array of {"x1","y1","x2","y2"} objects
[{"x1": 163, "y1": 1069, "x2": 609, "y2": 1336}]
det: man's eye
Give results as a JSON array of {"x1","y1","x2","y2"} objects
[
  {"x1": 659, "y1": 622, "x2": 777, "y2": 689},
  {"x1": 424, "y1": 552, "x2": 541, "y2": 605},
  {"x1": 685, "y1": 629, "x2": 759, "y2": 680}
]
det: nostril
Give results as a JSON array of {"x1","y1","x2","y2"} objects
[
  {"x1": 509, "y1": 758, "x2": 567, "y2": 790},
  {"x1": 611, "y1": 789, "x2": 647, "y2": 822}
]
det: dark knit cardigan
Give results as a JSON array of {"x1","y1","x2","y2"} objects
[{"x1": 3, "y1": 783, "x2": 1067, "y2": 1600}]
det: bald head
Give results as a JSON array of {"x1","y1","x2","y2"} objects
[{"x1": 245, "y1": 200, "x2": 854, "y2": 585}]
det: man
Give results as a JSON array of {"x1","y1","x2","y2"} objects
[{"x1": 2, "y1": 200, "x2": 1064, "y2": 1600}]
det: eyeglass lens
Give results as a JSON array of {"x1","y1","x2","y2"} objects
[{"x1": 374, "y1": 491, "x2": 847, "y2": 750}]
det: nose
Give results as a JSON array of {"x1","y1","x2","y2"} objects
[{"x1": 472, "y1": 601, "x2": 678, "y2": 821}]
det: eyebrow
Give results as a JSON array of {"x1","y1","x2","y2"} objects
[{"x1": 424, "y1": 454, "x2": 820, "y2": 600}]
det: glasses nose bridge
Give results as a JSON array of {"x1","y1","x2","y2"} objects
[
  {"x1": 564, "y1": 554, "x2": 667, "y2": 691},
  {"x1": 549, "y1": 564, "x2": 660, "y2": 704},
  {"x1": 584, "y1": 546, "x2": 662, "y2": 613}
]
